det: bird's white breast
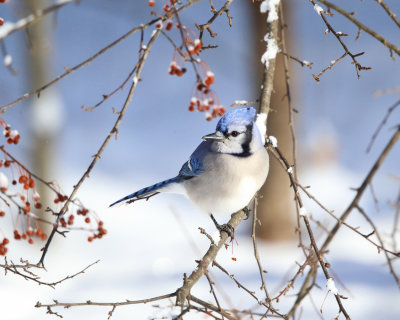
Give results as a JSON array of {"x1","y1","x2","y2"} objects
[{"x1": 183, "y1": 147, "x2": 269, "y2": 215}]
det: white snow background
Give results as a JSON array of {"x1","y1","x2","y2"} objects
[{"x1": 0, "y1": 0, "x2": 399, "y2": 319}]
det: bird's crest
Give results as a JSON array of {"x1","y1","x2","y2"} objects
[{"x1": 216, "y1": 107, "x2": 256, "y2": 133}]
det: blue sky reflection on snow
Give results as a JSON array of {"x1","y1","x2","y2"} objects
[{"x1": 0, "y1": 1, "x2": 399, "y2": 319}]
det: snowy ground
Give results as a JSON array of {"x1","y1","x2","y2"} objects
[{"x1": 1, "y1": 168, "x2": 399, "y2": 320}]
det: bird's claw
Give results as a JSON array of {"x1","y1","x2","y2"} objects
[{"x1": 210, "y1": 214, "x2": 235, "y2": 241}]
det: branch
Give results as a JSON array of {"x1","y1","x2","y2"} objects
[
  {"x1": 175, "y1": 209, "x2": 247, "y2": 306},
  {"x1": 38, "y1": 27, "x2": 162, "y2": 267},
  {"x1": 258, "y1": 2, "x2": 280, "y2": 116},
  {"x1": 0, "y1": 0, "x2": 77, "y2": 41},
  {"x1": 35, "y1": 292, "x2": 177, "y2": 316},
  {"x1": 310, "y1": 0, "x2": 370, "y2": 79},
  {"x1": 317, "y1": 0, "x2": 400, "y2": 57},
  {"x1": 375, "y1": 0, "x2": 400, "y2": 28},
  {"x1": 0, "y1": 0, "x2": 202, "y2": 113},
  {"x1": 195, "y1": 0, "x2": 234, "y2": 39},
  {"x1": 251, "y1": 198, "x2": 271, "y2": 302},
  {"x1": 355, "y1": 205, "x2": 400, "y2": 288},
  {"x1": 0, "y1": 258, "x2": 99, "y2": 288},
  {"x1": 267, "y1": 143, "x2": 351, "y2": 319},
  {"x1": 366, "y1": 99, "x2": 400, "y2": 153},
  {"x1": 289, "y1": 125, "x2": 400, "y2": 316}
]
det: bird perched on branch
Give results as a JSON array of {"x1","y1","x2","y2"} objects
[{"x1": 110, "y1": 107, "x2": 269, "y2": 233}]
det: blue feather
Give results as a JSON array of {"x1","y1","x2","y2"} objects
[{"x1": 109, "y1": 176, "x2": 183, "y2": 207}]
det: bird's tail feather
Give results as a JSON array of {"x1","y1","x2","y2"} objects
[{"x1": 109, "y1": 176, "x2": 182, "y2": 207}]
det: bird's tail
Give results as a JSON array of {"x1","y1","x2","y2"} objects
[{"x1": 109, "y1": 176, "x2": 183, "y2": 207}]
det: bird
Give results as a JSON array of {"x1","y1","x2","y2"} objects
[{"x1": 110, "y1": 107, "x2": 269, "y2": 232}]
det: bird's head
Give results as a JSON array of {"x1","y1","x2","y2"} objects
[{"x1": 202, "y1": 107, "x2": 264, "y2": 156}]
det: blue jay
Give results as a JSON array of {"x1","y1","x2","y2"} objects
[{"x1": 110, "y1": 107, "x2": 269, "y2": 231}]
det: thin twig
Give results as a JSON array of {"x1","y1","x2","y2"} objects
[
  {"x1": 280, "y1": 51, "x2": 313, "y2": 69},
  {"x1": 310, "y1": 0, "x2": 370, "y2": 78},
  {"x1": 355, "y1": 205, "x2": 400, "y2": 288},
  {"x1": 289, "y1": 125, "x2": 400, "y2": 316},
  {"x1": 0, "y1": 0, "x2": 202, "y2": 114},
  {"x1": 375, "y1": 0, "x2": 400, "y2": 29},
  {"x1": 251, "y1": 198, "x2": 271, "y2": 302},
  {"x1": 195, "y1": 0, "x2": 234, "y2": 39},
  {"x1": 0, "y1": 259, "x2": 99, "y2": 288},
  {"x1": 38, "y1": 28, "x2": 162, "y2": 267},
  {"x1": 312, "y1": 52, "x2": 347, "y2": 82},
  {"x1": 212, "y1": 261, "x2": 285, "y2": 319},
  {"x1": 35, "y1": 292, "x2": 177, "y2": 311},
  {"x1": 267, "y1": 143, "x2": 351, "y2": 319},
  {"x1": 318, "y1": 0, "x2": 400, "y2": 57},
  {"x1": 0, "y1": 0, "x2": 77, "y2": 41},
  {"x1": 366, "y1": 99, "x2": 400, "y2": 153}
]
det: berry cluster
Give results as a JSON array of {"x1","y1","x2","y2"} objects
[
  {"x1": 0, "y1": 118, "x2": 107, "y2": 257},
  {"x1": 148, "y1": 0, "x2": 227, "y2": 121},
  {"x1": 187, "y1": 62, "x2": 225, "y2": 120},
  {"x1": 13, "y1": 226, "x2": 46, "y2": 244},
  {"x1": 168, "y1": 60, "x2": 186, "y2": 77},
  {"x1": 59, "y1": 207, "x2": 107, "y2": 242},
  {"x1": 87, "y1": 220, "x2": 107, "y2": 242},
  {"x1": 54, "y1": 192, "x2": 68, "y2": 204},
  {"x1": 0, "y1": 237, "x2": 9, "y2": 255},
  {"x1": 0, "y1": 120, "x2": 20, "y2": 145}
]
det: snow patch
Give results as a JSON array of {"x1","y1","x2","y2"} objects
[
  {"x1": 326, "y1": 277, "x2": 338, "y2": 295},
  {"x1": 260, "y1": 0, "x2": 281, "y2": 22},
  {"x1": 314, "y1": 4, "x2": 324, "y2": 15},
  {"x1": 261, "y1": 33, "x2": 279, "y2": 68},
  {"x1": 299, "y1": 206, "x2": 308, "y2": 217},
  {"x1": 267, "y1": 135, "x2": 278, "y2": 147}
]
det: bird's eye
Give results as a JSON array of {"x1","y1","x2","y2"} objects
[{"x1": 230, "y1": 131, "x2": 240, "y2": 137}]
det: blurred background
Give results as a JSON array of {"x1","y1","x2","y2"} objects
[{"x1": 0, "y1": 0, "x2": 399, "y2": 319}]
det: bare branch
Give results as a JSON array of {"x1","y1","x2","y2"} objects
[
  {"x1": 38, "y1": 27, "x2": 163, "y2": 267},
  {"x1": 0, "y1": 0, "x2": 77, "y2": 41},
  {"x1": 374, "y1": 0, "x2": 400, "y2": 29},
  {"x1": 366, "y1": 99, "x2": 400, "y2": 153},
  {"x1": 318, "y1": 0, "x2": 400, "y2": 57}
]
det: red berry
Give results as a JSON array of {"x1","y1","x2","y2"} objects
[
  {"x1": 28, "y1": 238, "x2": 34, "y2": 244},
  {"x1": 34, "y1": 202, "x2": 42, "y2": 209},
  {"x1": 28, "y1": 178, "x2": 35, "y2": 188},
  {"x1": 84, "y1": 217, "x2": 90, "y2": 223},
  {"x1": 2, "y1": 238, "x2": 9, "y2": 245},
  {"x1": 88, "y1": 236, "x2": 93, "y2": 242},
  {"x1": 0, "y1": 211, "x2": 5, "y2": 217}
]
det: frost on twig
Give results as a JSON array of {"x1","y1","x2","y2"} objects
[{"x1": 326, "y1": 277, "x2": 338, "y2": 295}]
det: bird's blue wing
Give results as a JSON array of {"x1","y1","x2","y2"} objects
[{"x1": 178, "y1": 141, "x2": 211, "y2": 179}]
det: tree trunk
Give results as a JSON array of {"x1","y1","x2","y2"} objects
[{"x1": 250, "y1": 0, "x2": 296, "y2": 241}]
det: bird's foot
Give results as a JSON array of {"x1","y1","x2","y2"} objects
[
  {"x1": 243, "y1": 206, "x2": 252, "y2": 220},
  {"x1": 210, "y1": 214, "x2": 235, "y2": 241}
]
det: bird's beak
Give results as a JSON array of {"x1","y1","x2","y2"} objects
[{"x1": 202, "y1": 132, "x2": 224, "y2": 141}]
